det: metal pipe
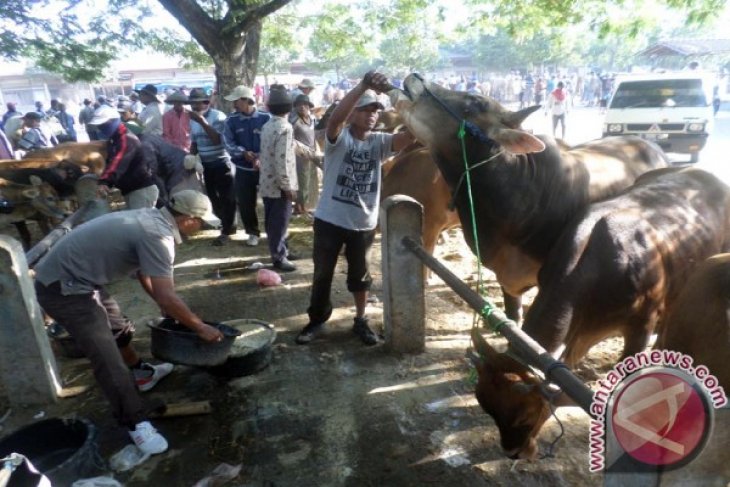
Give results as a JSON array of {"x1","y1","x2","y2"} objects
[
  {"x1": 402, "y1": 236, "x2": 594, "y2": 413},
  {"x1": 25, "y1": 201, "x2": 96, "y2": 268}
]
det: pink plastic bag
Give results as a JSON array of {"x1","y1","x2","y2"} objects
[{"x1": 256, "y1": 268, "x2": 282, "y2": 287}]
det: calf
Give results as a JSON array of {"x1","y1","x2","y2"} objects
[{"x1": 471, "y1": 167, "x2": 730, "y2": 459}]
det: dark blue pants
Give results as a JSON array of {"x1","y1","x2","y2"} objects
[
  {"x1": 263, "y1": 196, "x2": 291, "y2": 263},
  {"x1": 203, "y1": 162, "x2": 237, "y2": 235},
  {"x1": 307, "y1": 218, "x2": 375, "y2": 324},
  {"x1": 235, "y1": 169, "x2": 260, "y2": 237}
]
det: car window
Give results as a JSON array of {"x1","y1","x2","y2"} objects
[{"x1": 610, "y1": 79, "x2": 708, "y2": 109}]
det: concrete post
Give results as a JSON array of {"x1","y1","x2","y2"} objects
[
  {"x1": 0, "y1": 236, "x2": 60, "y2": 406},
  {"x1": 380, "y1": 195, "x2": 425, "y2": 354}
]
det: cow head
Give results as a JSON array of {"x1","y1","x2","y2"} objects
[
  {"x1": 389, "y1": 74, "x2": 545, "y2": 156},
  {"x1": 470, "y1": 328, "x2": 551, "y2": 460}
]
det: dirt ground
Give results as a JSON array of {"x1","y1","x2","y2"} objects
[{"x1": 0, "y1": 214, "x2": 625, "y2": 486}]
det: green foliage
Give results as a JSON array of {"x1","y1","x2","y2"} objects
[
  {"x1": 307, "y1": 5, "x2": 372, "y2": 78},
  {"x1": 258, "y1": 11, "x2": 302, "y2": 75}
]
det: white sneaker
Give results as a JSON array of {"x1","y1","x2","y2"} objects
[
  {"x1": 134, "y1": 362, "x2": 174, "y2": 392},
  {"x1": 246, "y1": 234, "x2": 259, "y2": 246},
  {"x1": 129, "y1": 421, "x2": 168, "y2": 455}
]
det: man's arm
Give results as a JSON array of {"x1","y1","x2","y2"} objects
[
  {"x1": 143, "y1": 274, "x2": 224, "y2": 342},
  {"x1": 188, "y1": 110, "x2": 222, "y2": 145},
  {"x1": 325, "y1": 71, "x2": 391, "y2": 143}
]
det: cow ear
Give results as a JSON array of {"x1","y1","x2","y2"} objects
[
  {"x1": 492, "y1": 128, "x2": 546, "y2": 154},
  {"x1": 503, "y1": 105, "x2": 541, "y2": 128},
  {"x1": 22, "y1": 188, "x2": 40, "y2": 199},
  {"x1": 29, "y1": 175, "x2": 43, "y2": 186},
  {"x1": 471, "y1": 328, "x2": 499, "y2": 363}
]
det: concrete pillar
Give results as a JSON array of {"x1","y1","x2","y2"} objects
[
  {"x1": 380, "y1": 195, "x2": 425, "y2": 354},
  {"x1": 0, "y1": 236, "x2": 60, "y2": 406}
]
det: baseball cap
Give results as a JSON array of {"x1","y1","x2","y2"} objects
[
  {"x1": 89, "y1": 105, "x2": 120, "y2": 125},
  {"x1": 355, "y1": 90, "x2": 385, "y2": 110},
  {"x1": 23, "y1": 112, "x2": 42, "y2": 121},
  {"x1": 169, "y1": 190, "x2": 211, "y2": 218},
  {"x1": 224, "y1": 85, "x2": 255, "y2": 102},
  {"x1": 298, "y1": 78, "x2": 315, "y2": 89}
]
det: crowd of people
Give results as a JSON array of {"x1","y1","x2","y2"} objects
[{"x1": 9, "y1": 71, "x2": 414, "y2": 458}]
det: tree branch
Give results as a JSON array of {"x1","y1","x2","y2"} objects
[{"x1": 156, "y1": 0, "x2": 225, "y2": 54}]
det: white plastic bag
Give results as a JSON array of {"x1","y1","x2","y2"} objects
[
  {"x1": 109, "y1": 444, "x2": 150, "y2": 472},
  {"x1": 71, "y1": 476, "x2": 123, "y2": 487}
]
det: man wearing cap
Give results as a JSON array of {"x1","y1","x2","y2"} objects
[
  {"x1": 295, "y1": 71, "x2": 414, "y2": 346},
  {"x1": 222, "y1": 85, "x2": 271, "y2": 247},
  {"x1": 117, "y1": 101, "x2": 145, "y2": 136},
  {"x1": 34, "y1": 189, "x2": 224, "y2": 456},
  {"x1": 130, "y1": 92, "x2": 144, "y2": 115},
  {"x1": 188, "y1": 87, "x2": 237, "y2": 245},
  {"x1": 138, "y1": 84, "x2": 163, "y2": 137},
  {"x1": 17, "y1": 111, "x2": 58, "y2": 152},
  {"x1": 291, "y1": 94, "x2": 321, "y2": 215},
  {"x1": 290, "y1": 78, "x2": 316, "y2": 100},
  {"x1": 162, "y1": 91, "x2": 191, "y2": 152},
  {"x1": 91, "y1": 105, "x2": 159, "y2": 209}
]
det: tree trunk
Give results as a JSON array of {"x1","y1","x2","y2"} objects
[{"x1": 212, "y1": 22, "x2": 261, "y2": 114}]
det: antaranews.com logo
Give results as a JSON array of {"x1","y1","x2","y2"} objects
[{"x1": 588, "y1": 349, "x2": 727, "y2": 472}]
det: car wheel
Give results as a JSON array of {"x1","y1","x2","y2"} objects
[{"x1": 689, "y1": 152, "x2": 699, "y2": 164}]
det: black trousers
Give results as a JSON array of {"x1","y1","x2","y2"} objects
[
  {"x1": 203, "y1": 162, "x2": 237, "y2": 235},
  {"x1": 307, "y1": 218, "x2": 375, "y2": 324},
  {"x1": 235, "y1": 169, "x2": 260, "y2": 237}
]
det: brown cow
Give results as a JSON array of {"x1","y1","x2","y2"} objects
[
  {"x1": 381, "y1": 146, "x2": 458, "y2": 260},
  {"x1": 390, "y1": 73, "x2": 667, "y2": 320},
  {"x1": 21, "y1": 141, "x2": 107, "y2": 175},
  {"x1": 655, "y1": 253, "x2": 730, "y2": 390},
  {"x1": 471, "y1": 167, "x2": 730, "y2": 459}
]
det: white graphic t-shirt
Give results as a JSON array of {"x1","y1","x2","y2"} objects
[{"x1": 314, "y1": 128, "x2": 394, "y2": 231}]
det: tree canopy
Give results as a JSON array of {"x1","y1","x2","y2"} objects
[{"x1": 0, "y1": 0, "x2": 726, "y2": 94}]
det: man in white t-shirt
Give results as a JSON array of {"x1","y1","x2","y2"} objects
[{"x1": 295, "y1": 72, "x2": 414, "y2": 346}]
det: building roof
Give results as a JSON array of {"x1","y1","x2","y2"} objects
[{"x1": 637, "y1": 38, "x2": 730, "y2": 58}]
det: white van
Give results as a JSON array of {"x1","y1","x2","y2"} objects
[{"x1": 603, "y1": 72, "x2": 714, "y2": 163}]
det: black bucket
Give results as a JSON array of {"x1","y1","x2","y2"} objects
[
  {"x1": 0, "y1": 418, "x2": 104, "y2": 487},
  {"x1": 148, "y1": 318, "x2": 241, "y2": 366}
]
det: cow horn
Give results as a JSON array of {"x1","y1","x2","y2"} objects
[
  {"x1": 504, "y1": 105, "x2": 542, "y2": 127},
  {"x1": 471, "y1": 328, "x2": 499, "y2": 362}
]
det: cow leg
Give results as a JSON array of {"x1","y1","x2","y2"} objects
[
  {"x1": 13, "y1": 221, "x2": 32, "y2": 250},
  {"x1": 620, "y1": 322, "x2": 654, "y2": 360},
  {"x1": 502, "y1": 289, "x2": 523, "y2": 323}
]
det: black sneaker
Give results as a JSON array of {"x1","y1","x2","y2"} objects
[
  {"x1": 353, "y1": 317, "x2": 378, "y2": 346},
  {"x1": 273, "y1": 258, "x2": 297, "y2": 272},
  {"x1": 212, "y1": 234, "x2": 230, "y2": 246},
  {"x1": 295, "y1": 322, "x2": 324, "y2": 344}
]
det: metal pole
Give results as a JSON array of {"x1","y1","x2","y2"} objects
[{"x1": 402, "y1": 236, "x2": 594, "y2": 413}]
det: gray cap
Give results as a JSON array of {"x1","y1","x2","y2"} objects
[
  {"x1": 165, "y1": 91, "x2": 189, "y2": 104},
  {"x1": 170, "y1": 190, "x2": 211, "y2": 218},
  {"x1": 224, "y1": 85, "x2": 254, "y2": 102},
  {"x1": 355, "y1": 90, "x2": 385, "y2": 110}
]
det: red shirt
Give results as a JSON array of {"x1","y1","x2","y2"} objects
[{"x1": 162, "y1": 109, "x2": 191, "y2": 152}]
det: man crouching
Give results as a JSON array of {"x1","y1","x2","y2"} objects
[{"x1": 34, "y1": 190, "x2": 223, "y2": 456}]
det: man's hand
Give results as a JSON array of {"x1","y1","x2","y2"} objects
[
  {"x1": 243, "y1": 151, "x2": 257, "y2": 163},
  {"x1": 196, "y1": 322, "x2": 224, "y2": 343},
  {"x1": 187, "y1": 109, "x2": 206, "y2": 125},
  {"x1": 281, "y1": 189, "x2": 297, "y2": 201},
  {"x1": 362, "y1": 71, "x2": 392, "y2": 94}
]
